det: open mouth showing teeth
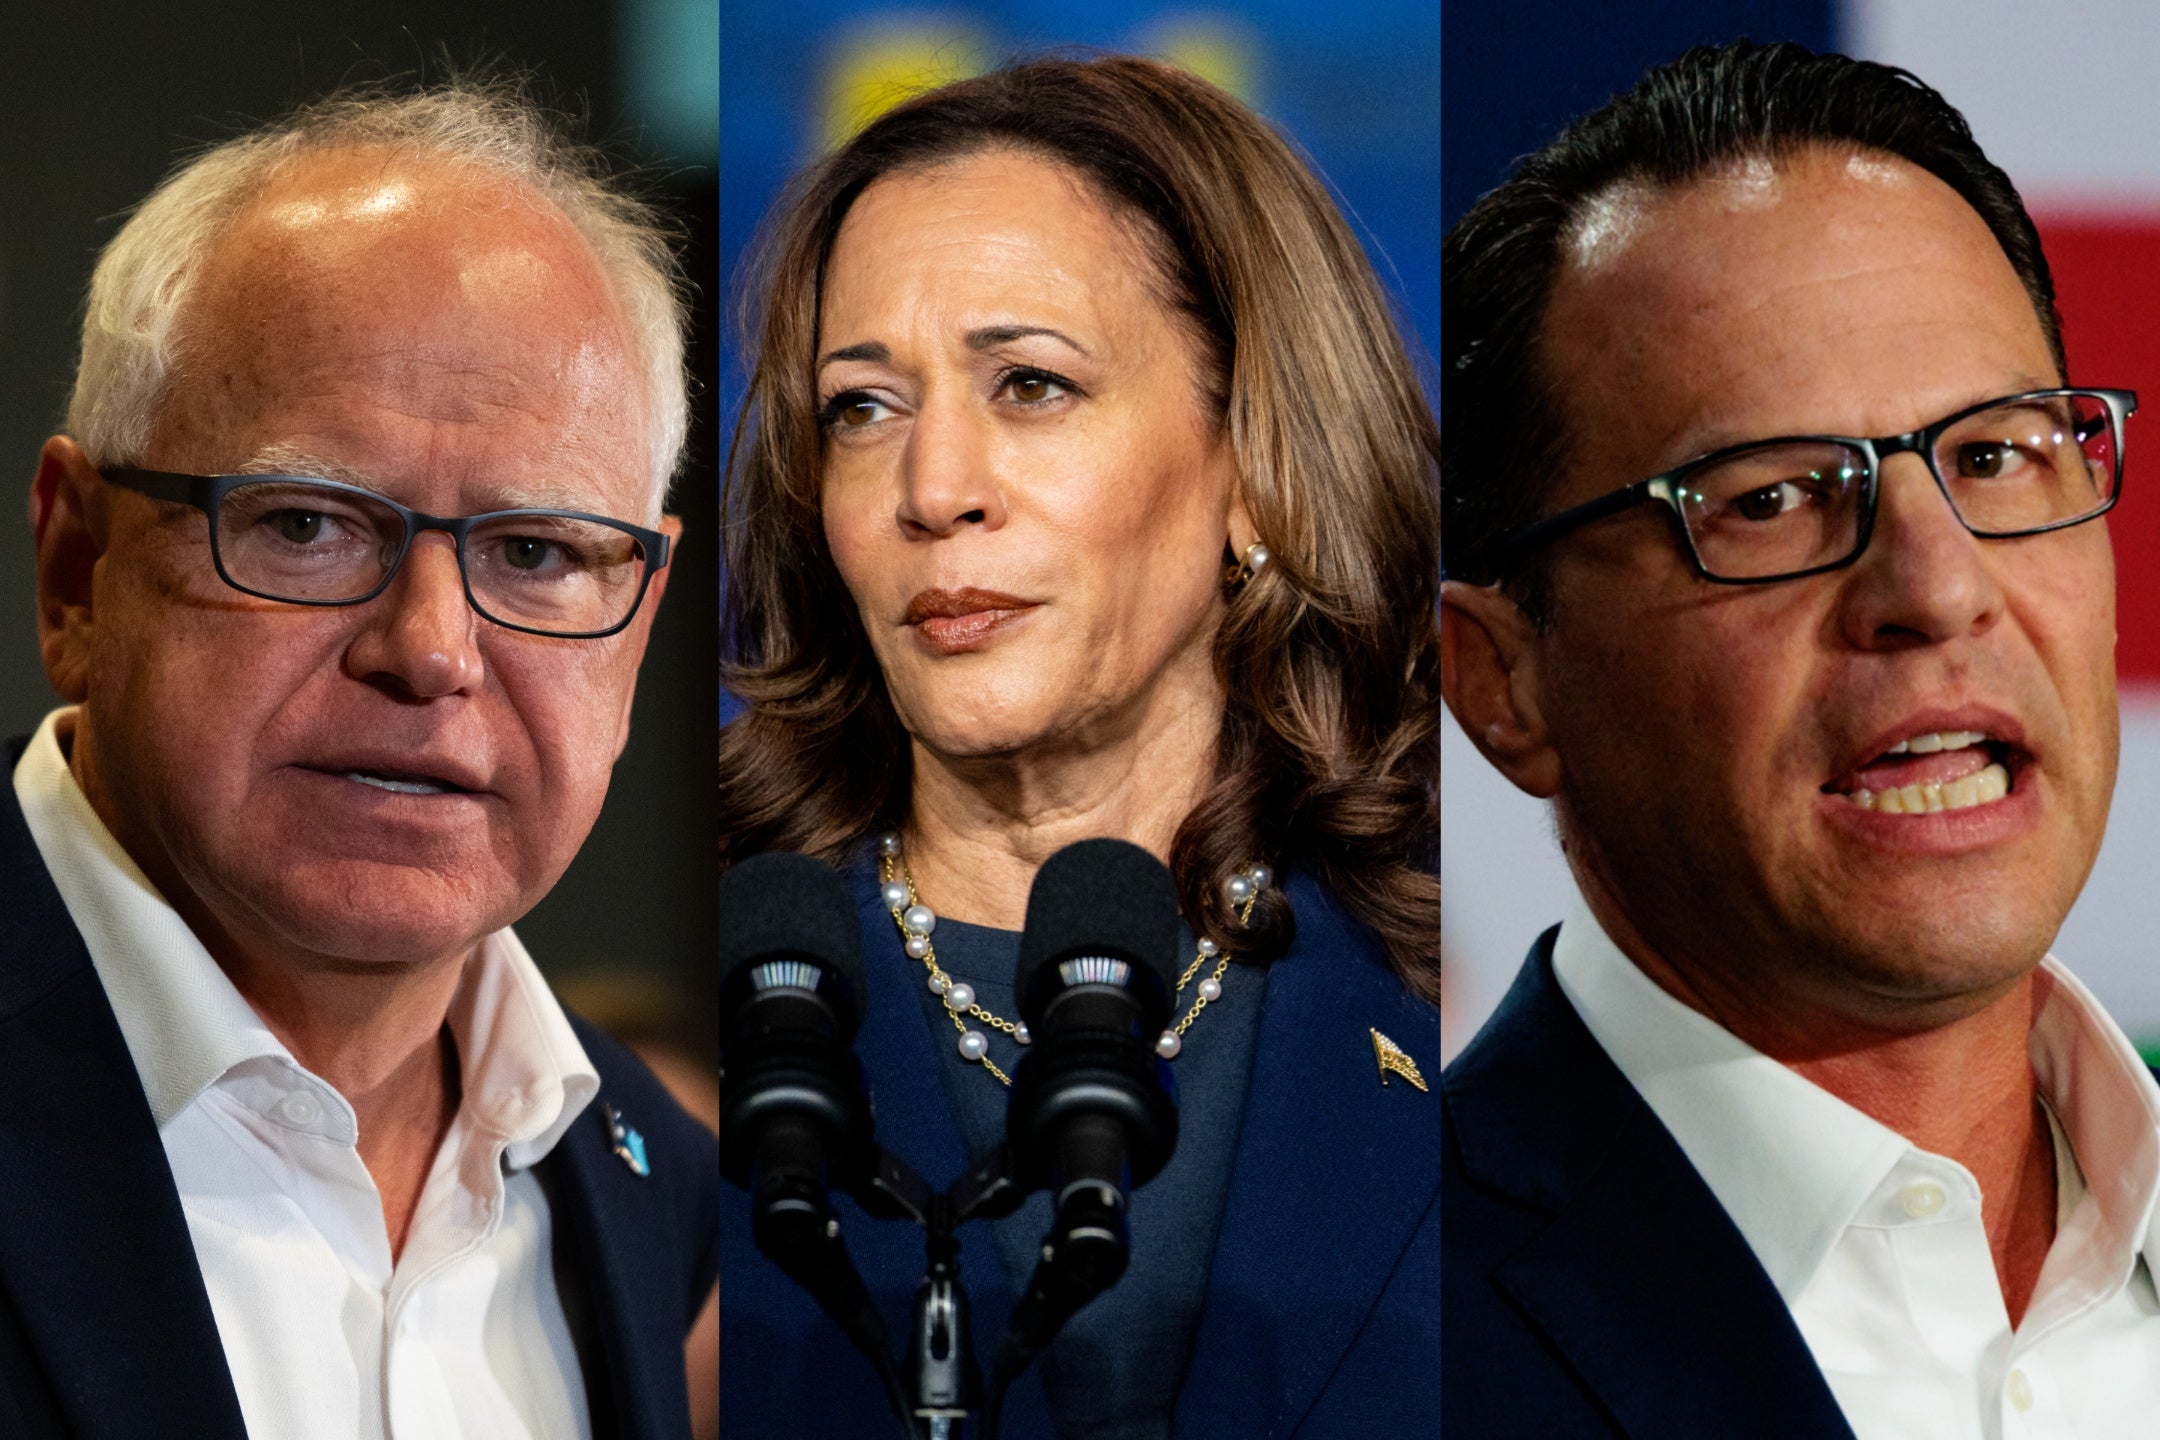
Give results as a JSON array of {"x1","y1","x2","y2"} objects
[
  {"x1": 343, "y1": 771, "x2": 455, "y2": 796},
  {"x1": 1823, "y1": 730, "x2": 2017, "y2": 815}
]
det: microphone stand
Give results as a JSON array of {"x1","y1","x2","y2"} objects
[
  {"x1": 773, "y1": 1139, "x2": 1130, "y2": 1440},
  {"x1": 856, "y1": 1143, "x2": 1029, "y2": 1439},
  {"x1": 978, "y1": 1139, "x2": 1134, "y2": 1440}
]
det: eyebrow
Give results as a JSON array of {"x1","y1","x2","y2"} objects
[
  {"x1": 815, "y1": 325, "x2": 1092, "y2": 373},
  {"x1": 816, "y1": 340, "x2": 890, "y2": 370},
  {"x1": 1665, "y1": 377, "x2": 2069, "y2": 465},
  {"x1": 966, "y1": 324, "x2": 1089, "y2": 356},
  {"x1": 237, "y1": 444, "x2": 377, "y2": 489},
  {"x1": 232, "y1": 444, "x2": 613, "y2": 515}
]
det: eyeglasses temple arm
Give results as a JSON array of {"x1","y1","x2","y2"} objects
[
  {"x1": 99, "y1": 467, "x2": 216, "y2": 509},
  {"x1": 1490, "y1": 480, "x2": 1659, "y2": 573}
]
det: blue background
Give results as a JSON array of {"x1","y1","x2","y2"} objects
[
  {"x1": 1440, "y1": 0, "x2": 1829, "y2": 232},
  {"x1": 719, "y1": 0, "x2": 1441, "y2": 427}
]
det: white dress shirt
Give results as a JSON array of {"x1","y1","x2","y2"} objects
[
  {"x1": 14, "y1": 708, "x2": 599, "y2": 1440},
  {"x1": 1551, "y1": 888, "x2": 2160, "y2": 1440}
]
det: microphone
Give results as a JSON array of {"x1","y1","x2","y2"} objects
[
  {"x1": 720, "y1": 851, "x2": 905, "y2": 1420},
  {"x1": 991, "y1": 838, "x2": 1182, "y2": 1406}
]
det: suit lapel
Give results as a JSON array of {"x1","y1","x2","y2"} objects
[
  {"x1": 542, "y1": 1100, "x2": 695, "y2": 1440},
  {"x1": 1449, "y1": 933, "x2": 1854, "y2": 1440},
  {"x1": 0, "y1": 758, "x2": 248, "y2": 1437},
  {"x1": 1176, "y1": 877, "x2": 1440, "y2": 1440}
]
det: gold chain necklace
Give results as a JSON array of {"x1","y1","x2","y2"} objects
[{"x1": 876, "y1": 833, "x2": 1267, "y2": 1087}]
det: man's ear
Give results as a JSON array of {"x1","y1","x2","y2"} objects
[
  {"x1": 611, "y1": 512, "x2": 684, "y2": 760},
  {"x1": 31, "y1": 437, "x2": 110, "y2": 703},
  {"x1": 1440, "y1": 578, "x2": 1564, "y2": 799}
]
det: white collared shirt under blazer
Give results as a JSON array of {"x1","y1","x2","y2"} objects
[
  {"x1": 1553, "y1": 889, "x2": 2160, "y2": 1440},
  {"x1": 14, "y1": 708, "x2": 599, "y2": 1440}
]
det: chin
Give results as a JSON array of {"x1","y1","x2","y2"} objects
[
  {"x1": 893, "y1": 684, "x2": 1077, "y2": 762},
  {"x1": 1800, "y1": 901, "x2": 2058, "y2": 1016},
  {"x1": 221, "y1": 853, "x2": 535, "y2": 968}
]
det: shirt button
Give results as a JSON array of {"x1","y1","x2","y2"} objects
[
  {"x1": 1898, "y1": 1181, "x2": 1946, "y2": 1218},
  {"x1": 277, "y1": 1091, "x2": 322, "y2": 1128},
  {"x1": 2007, "y1": 1368, "x2": 2034, "y2": 1412}
]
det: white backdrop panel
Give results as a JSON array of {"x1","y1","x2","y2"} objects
[{"x1": 1849, "y1": 0, "x2": 2160, "y2": 210}]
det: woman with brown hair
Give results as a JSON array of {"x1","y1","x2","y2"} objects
[{"x1": 720, "y1": 54, "x2": 1437, "y2": 1437}]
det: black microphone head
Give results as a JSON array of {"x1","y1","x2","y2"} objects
[
  {"x1": 720, "y1": 851, "x2": 865, "y2": 1020},
  {"x1": 720, "y1": 851, "x2": 872, "y2": 1195},
  {"x1": 1015, "y1": 839, "x2": 1181, "y2": 1028}
]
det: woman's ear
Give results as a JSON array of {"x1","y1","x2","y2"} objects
[
  {"x1": 1441, "y1": 579, "x2": 1564, "y2": 799},
  {"x1": 1226, "y1": 483, "x2": 1258, "y2": 557}
]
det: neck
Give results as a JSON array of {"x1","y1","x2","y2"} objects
[
  {"x1": 1576, "y1": 864, "x2": 2058, "y2": 1325},
  {"x1": 165, "y1": 915, "x2": 467, "y2": 1265},
  {"x1": 67, "y1": 721, "x2": 464, "y2": 1262},
  {"x1": 902, "y1": 683, "x2": 1222, "y2": 931},
  {"x1": 199, "y1": 932, "x2": 470, "y2": 1126}
]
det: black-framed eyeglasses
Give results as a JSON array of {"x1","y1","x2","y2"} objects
[
  {"x1": 102, "y1": 468, "x2": 671, "y2": 639},
  {"x1": 1492, "y1": 388, "x2": 2138, "y2": 585}
]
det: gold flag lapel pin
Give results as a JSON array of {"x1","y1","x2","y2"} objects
[{"x1": 1370, "y1": 1028, "x2": 1428, "y2": 1092}]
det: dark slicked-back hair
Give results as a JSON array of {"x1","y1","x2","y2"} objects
[{"x1": 1441, "y1": 39, "x2": 2064, "y2": 615}]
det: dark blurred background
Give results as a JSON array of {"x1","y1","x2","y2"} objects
[{"x1": 0, "y1": 1, "x2": 718, "y2": 1067}]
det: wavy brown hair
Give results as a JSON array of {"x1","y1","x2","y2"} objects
[{"x1": 720, "y1": 55, "x2": 1439, "y2": 997}]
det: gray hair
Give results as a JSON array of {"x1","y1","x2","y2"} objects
[{"x1": 67, "y1": 80, "x2": 690, "y2": 518}]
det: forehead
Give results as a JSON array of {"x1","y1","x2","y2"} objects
[
  {"x1": 159, "y1": 147, "x2": 649, "y2": 513},
  {"x1": 1540, "y1": 146, "x2": 2058, "y2": 490},
  {"x1": 819, "y1": 148, "x2": 1168, "y2": 341}
]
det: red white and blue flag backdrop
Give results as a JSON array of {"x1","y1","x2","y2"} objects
[{"x1": 1442, "y1": 0, "x2": 2160, "y2": 1055}]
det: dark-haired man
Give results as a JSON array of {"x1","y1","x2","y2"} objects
[{"x1": 1442, "y1": 41, "x2": 2160, "y2": 1438}]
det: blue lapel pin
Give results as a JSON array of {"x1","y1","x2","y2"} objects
[{"x1": 604, "y1": 1103, "x2": 651, "y2": 1177}]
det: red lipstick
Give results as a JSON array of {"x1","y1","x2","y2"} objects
[{"x1": 902, "y1": 587, "x2": 1039, "y2": 655}]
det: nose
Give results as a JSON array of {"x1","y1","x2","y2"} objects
[
  {"x1": 1835, "y1": 450, "x2": 2005, "y2": 650},
  {"x1": 895, "y1": 389, "x2": 1007, "y2": 537},
  {"x1": 343, "y1": 532, "x2": 484, "y2": 698}
]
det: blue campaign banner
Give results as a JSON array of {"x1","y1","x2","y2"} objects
[
  {"x1": 1441, "y1": 0, "x2": 1832, "y2": 232},
  {"x1": 719, "y1": 0, "x2": 1440, "y2": 422}
]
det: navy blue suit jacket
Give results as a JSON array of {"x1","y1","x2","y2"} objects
[
  {"x1": 1442, "y1": 929, "x2": 1852, "y2": 1437},
  {"x1": 1444, "y1": 928, "x2": 2160, "y2": 1437},
  {"x1": 723, "y1": 870, "x2": 1439, "y2": 1438},
  {"x1": 0, "y1": 739, "x2": 718, "y2": 1438}
]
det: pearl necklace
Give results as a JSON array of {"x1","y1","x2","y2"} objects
[{"x1": 876, "y1": 832, "x2": 1269, "y2": 1086}]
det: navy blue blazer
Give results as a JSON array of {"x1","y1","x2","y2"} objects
[
  {"x1": 0, "y1": 739, "x2": 718, "y2": 1438},
  {"x1": 1442, "y1": 929, "x2": 1852, "y2": 1437},
  {"x1": 1445, "y1": 928, "x2": 2160, "y2": 1437},
  {"x1": 722, "y1": 869, "x2": 1439, "y2": 1438}
]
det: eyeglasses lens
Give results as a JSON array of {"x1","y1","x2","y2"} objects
[
  {"x1": 215, "y1": 480, "x2": 651, "y2": 635},
  {"x1": 216, "y1": 481, "x2": 402, "y2": 601},
  {"x1": 1671, "y1": 393, "x2": 2120, "y2": 580},
  {"x1": 463, "y1": 512, "x2": 650, "y2": 632},
  {"x1": 1933, "y1": 393, "x2": 2119, "y2": 536},
  {"x1": 1672, "y1": 441, "x2": 1869, "y2": 580}
]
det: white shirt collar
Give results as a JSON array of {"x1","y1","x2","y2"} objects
[
  {"x1": 1549, "y1": 885, "x2": 2160, "y2": 1302},
  {"x1": 12, "y1": 706, "x2": 598, "y2": 1166}
]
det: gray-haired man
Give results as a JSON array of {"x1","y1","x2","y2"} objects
[{"x1": 0, "y1": 83, "x2": 714, "y2": 1438}]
